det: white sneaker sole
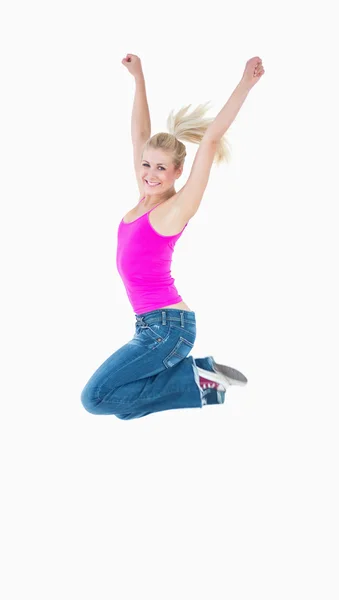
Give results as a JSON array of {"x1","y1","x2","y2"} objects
[
  {"x1": 197, "y1": 363, "x2": 248, "y2": 389},
  {"x1": 212, "y1": 360, "x2": 248, "y2": 387}
]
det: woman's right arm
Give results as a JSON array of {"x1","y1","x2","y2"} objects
[
  {"x1": 132, "y1": 72, "x2": 151, "y2": 140},
  {"x1": 122, "y1": 54, "x2": 151, "y2": 140}
]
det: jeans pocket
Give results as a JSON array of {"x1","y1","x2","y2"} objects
[
  {"x1": 146, "y1": 322, "x2": 171, "y2": 341},
  {"x1": 163, "y1": 336, "x2": 194, "y2": 368},
  {"x1": 134, "y1": 322, "x2": 171, "y2": 348}
]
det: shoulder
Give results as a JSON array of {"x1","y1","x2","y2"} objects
[
  {"x1": 150, "y1": 189, "x2": 191, "y2": 236},
  {"x1": 166, "y1": 187, "x2": 193, "y2": 220}
]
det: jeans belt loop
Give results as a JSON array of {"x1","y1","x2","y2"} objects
[
  {"x1": 162, "y1": 310, "x2": 166, "y2": 326},
  {"x1": 180, "y1": 311, "x2": 184, "y2": 327}
]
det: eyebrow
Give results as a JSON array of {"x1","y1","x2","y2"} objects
[{"x1": 142, "y1": 160, "x2": 167, "y2": 166}]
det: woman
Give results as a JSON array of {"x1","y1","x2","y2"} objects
[{"x1": 81, "y1": 53, "x2": 265, "y2": 420}]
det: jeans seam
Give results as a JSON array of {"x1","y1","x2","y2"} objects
[{"x1": 95, "y1": 344, "x2": 158, "y2": 405}]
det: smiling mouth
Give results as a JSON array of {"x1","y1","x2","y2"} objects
[{"x1": 145, "y1": 180, "x2": 160, "y2": 186}]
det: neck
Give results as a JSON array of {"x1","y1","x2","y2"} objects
[{"x1": 144, "y1": 187, "x2": 176, "y2": 206}]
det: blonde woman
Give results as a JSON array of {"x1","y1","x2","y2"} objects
[{"x1": 81, "y1": 54, "x2": 265, "y2": 419}]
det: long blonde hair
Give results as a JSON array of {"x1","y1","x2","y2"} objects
[{"x1": 143, "y1": 102, "x2": 231, "y2": 170}]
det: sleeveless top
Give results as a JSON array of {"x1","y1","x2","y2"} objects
[{"x1": 116, "y1": 197, "x2": 188, "y2": 315}]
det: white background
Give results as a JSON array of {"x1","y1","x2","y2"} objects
[{"x1": 1, "y1": 0, "x2": 339, "y2": 598}]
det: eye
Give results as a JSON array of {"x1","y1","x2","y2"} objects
[{"x1": 142, "y1": 163, "x2": 165, "y2": 170}]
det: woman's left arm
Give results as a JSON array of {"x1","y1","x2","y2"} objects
[{"x1": 204, "y1": 56, "x2": 265, "y2": 143}]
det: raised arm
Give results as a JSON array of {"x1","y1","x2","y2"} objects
[
  {"x1": 176, "y1": 57, "x2": 265, "y2": 220},
  {"x1": 122, "y1": 54, "x2": 151, "y2": 196},
  {"x1": 122, "y1": 54, "x2": 151, "y2": 140},
  {"x1": 204, "y1": 57, "x2": 265, "y2": 143}
]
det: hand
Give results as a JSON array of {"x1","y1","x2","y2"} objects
[
  {"x1": 241, "y1": 56, "x2": 265, "y2": 90},
  {"x1": 121, "y1": 54, "x2": 143, "y2": 77}
]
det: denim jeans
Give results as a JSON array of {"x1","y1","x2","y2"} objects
[{"x1": 81, "y1": 308, "x2": 225, "y2": 420}]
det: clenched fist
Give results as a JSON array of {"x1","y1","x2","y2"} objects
[
  {"x1": 121, "y1": 54, "x2": 143, "y2": 78},
  {"x1": 241, "y1": 57, "x2": 265, "y2": 89}
]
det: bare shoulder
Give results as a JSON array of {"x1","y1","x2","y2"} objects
[
  {"x1": 167, "y1": 185, "x2": 193, "y2": 220},
  {"x1": 124, "y1": 189, "x2": 195, "y2": 235},
  {"x1": 150, "y1": 189, "x2": 191, "y2": 236}
]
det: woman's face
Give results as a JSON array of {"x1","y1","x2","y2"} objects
[{"x1": 141, "y1": 148, "x2": 182, "y2": 193}]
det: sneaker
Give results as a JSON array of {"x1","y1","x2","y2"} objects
[
  {"x1": 199, "y1": 375, "x2": 226, "y2": 393},
  {"x1": 211, "y1": 359, "x2": 248, "y2": 387},
  {"x1": 198, "y1": 375, "x2": 226, "y2": 405},
  {"x1": 197, "y1": 362, "x2": 247, "y2": 390}
]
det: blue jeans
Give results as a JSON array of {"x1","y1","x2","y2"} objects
[{"x1": 81, "y1": 308, "x2": 225, "y2": 420}]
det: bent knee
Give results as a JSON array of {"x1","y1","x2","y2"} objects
[
  {"x1": 81, "y1": 385, "x2": 101, "y2": 414},
  {"x1": 80, "y1": 385, "x2": 127, "y2": 417}
]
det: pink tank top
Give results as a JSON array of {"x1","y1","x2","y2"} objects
[{"x1": 116, "y1": 197, "x2": 188, "y2": 314}]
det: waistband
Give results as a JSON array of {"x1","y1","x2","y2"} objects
[{"x1": 134, "y1": 308, "x2": 196, "y2": 327}]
